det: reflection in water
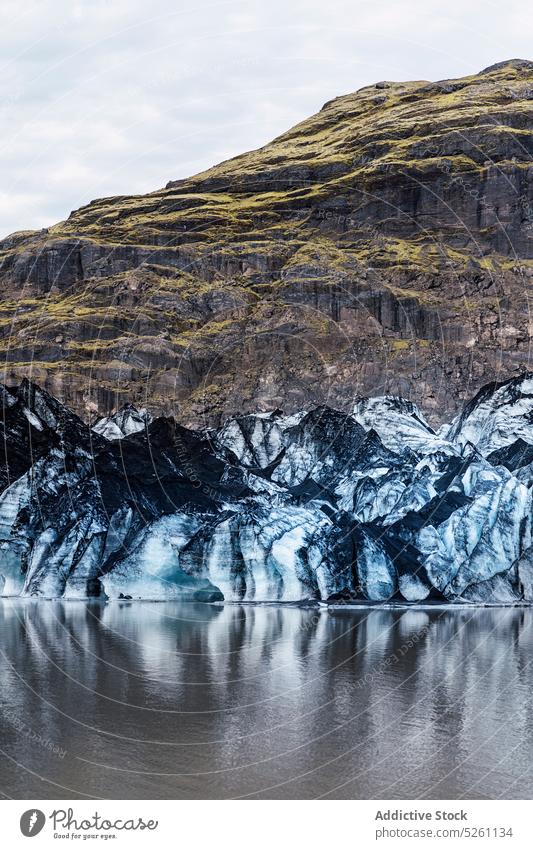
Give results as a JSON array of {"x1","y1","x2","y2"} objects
[{"x1": 1, "y1": 600, "x2": 532, "y2": 799}]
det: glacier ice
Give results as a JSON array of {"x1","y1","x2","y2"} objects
[
  {"x1": 445, "y1": 374, "x2": 533, "y2": 455},
  {"x1": 92, "y1": 404, "x2": 153, "y2": 440},
  {"x1": 0, "y1": 373, "x2": 532, "y2": 604}
]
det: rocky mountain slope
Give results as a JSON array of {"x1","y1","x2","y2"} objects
[
  {"x1": 0, "y1": 60, "x2": 532, "y2": 426},
  {"x1": 0, "y1": 374, "x2": 532, "y2": 603}
]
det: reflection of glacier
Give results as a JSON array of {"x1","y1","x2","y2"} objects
[
  {"x1": 0, "y1": 374, "x2": 533, "y2": 602},
  {"x1": 1, "y1": 601, "x2": 533, "y2": 799}
]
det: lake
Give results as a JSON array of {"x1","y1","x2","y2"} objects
[{"x1": 0, "y1": 600, "x2": 532, "y2": 799}]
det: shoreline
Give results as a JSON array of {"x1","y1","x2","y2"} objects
[{"x1": 1, "y1": 596, "x2": 531, "y2": 610}]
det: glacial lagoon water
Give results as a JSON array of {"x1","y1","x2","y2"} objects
[{"x1": 1, "y1": 600, "x2": 532, "y2": 799}]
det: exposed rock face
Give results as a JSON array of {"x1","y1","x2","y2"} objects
[
  {"x1": 0, "y1": 374, "x2": 532, "y2": 603},
  {"x1": 0, "y1": 60, "x2": 532, "y2": 426}
]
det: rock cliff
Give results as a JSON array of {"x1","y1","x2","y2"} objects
[{"x1": 0, "y1": 59, "x2": 532, "y2": 425}]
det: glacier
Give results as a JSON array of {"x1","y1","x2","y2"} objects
[{"x1": 0, "y1": 373, "x2": 532, "y2": 604}]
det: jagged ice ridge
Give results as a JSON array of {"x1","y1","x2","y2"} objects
[{"x1": 0, "y1": 373, "x2": 532, "y2": 604}]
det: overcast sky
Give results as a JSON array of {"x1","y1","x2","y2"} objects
[{"x1": 0, "y1": 0, "x2": 531, "y2": 237}]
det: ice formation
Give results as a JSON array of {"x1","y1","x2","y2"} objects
[{"x1": 0, "y1": 374, "x2": 532, "y2": 603}]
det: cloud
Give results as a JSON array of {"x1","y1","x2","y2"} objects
[{"x1": 0, "y1": 0, "x2": 530, "y2": 237}]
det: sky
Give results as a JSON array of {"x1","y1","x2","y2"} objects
[{"x1": 0, "y1": 0, "x2": 531, "y2": 237}]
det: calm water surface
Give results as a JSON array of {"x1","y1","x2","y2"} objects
[{"x1": 0, "y1": 600, "x2": 532, "y2": 799}]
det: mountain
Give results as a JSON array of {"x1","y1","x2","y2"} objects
[
  {"x1": 0, "y1": 374, "x2": 532, "y2": 603},
  {"x1": 0, "y1": 60, "x2": 532, "y2": 426}
]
